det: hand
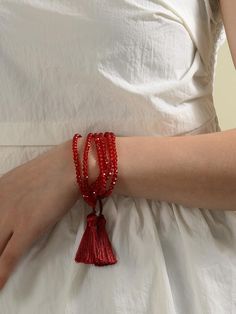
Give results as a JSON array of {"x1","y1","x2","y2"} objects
[{"x1": 0, "y1": 138, "x2": 91, "y2": 290}]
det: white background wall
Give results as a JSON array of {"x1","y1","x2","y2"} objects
[{"x1": 214, "y1": 41, "x2": 236, "y2": 131}]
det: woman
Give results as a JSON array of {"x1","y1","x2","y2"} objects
[{"x1": 0, "y1": 0, "x2": 236, "y2": 313}]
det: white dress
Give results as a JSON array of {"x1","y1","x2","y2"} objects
[{"x1": 1, "y1": 1, "x2": 236, "y2": 313}]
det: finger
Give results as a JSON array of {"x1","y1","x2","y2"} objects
[
  {"x1": 0, "y1": 228, "x2": 34, "y2": 289},
  {"x1": 0, "y1": 232, "x2": 13, "y2": 257},
  {"x1": 0, "y1": 219, "x2": 14, "y2": 256}
]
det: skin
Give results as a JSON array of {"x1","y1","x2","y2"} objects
[
  {"x1": 0, "y1": 0, "x2": 235, "y2": 291},
  {"x1": 0, "y1": 139, "x2": 81, "y2": 290}
]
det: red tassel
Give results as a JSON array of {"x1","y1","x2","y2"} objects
[
  {"x1": 74, "y1": 210, "x2": 99, "y2": 264},
  {"x1": 94, "y1": 213, "x2": 117, "y2": 266}
]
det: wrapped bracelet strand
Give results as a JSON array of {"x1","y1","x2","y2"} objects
[{"x1": 72, "y1": 132, "x2": 118, "y2": 266}]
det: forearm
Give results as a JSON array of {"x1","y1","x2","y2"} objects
[
  {"x1": 66, "y1": 129, "x2": 236, "y2": 211},
  {"x1": 112, "y1": 129, "x2": 236, "y2": 211}
]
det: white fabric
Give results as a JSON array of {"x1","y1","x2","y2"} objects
[
  {"x1": 0, "y1": 0, "x2": 225, "y2": 145},
  {"x1": 1, "y1": 1, "x2": 236, "y2": 314}
]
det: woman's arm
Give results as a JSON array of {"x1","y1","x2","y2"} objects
[
  {"x1": 78, "y1": 2, "x2": 236, "y2": 211},
  {"x1": 74, "y1": 128, "x2": 236, "y2": 211}
]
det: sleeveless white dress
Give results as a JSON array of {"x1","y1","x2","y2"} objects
[{"x1": 1, "y1": 1, "x2": 236, "y2": 313}]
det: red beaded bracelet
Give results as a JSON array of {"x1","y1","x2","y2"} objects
[{"x1": 72, "y1": 132, "x2": 118, "y2": 266}]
